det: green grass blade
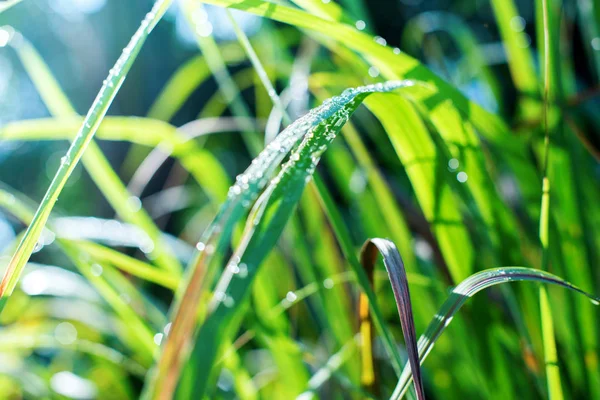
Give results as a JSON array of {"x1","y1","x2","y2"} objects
[
  {"x1": 391, "y1": 267, "x2": 600, "y2": 399},
  {"x1": 0, "y1": 0, "x2": 174, "y2": 311},
  {"x1": 361, "y1": 239, "x2": 425, "y2": 400},
  {"x1": 149, "y1": 81, "x2": 414, "y2": 399},
  {"x1": 536, "y1": 0, "x2": 565, "y2": 397},
  {"x1": 0, "y1": 117, "x2": 231, "y2": 202},
  {"x1": 6, "y1": 30, "x2": 182, "y2": 274}
]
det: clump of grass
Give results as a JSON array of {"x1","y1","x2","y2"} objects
[{"x1": 1, "y1": 0, "x2": 599, "y2": 398}]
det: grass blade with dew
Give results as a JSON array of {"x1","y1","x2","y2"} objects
[
  {"x1": 144, "y1": 81, "x2": 415, "y2": 399},
  {"x1": 0, "y1": 187, "x2": 158, "y2": 363},
  {"x1": 4, "y1": 27, "x2": 182, "y2": 275},
  {"x1": 0, "y1": 0, "x2": 174, "y2": 312},
  {"x1": 361, "y1": 239, "x2": 425, "y2": 400},
  {"x1": 391, "y1": 267, "x2": 600, "y2": 399}
]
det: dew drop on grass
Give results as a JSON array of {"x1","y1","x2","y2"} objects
[
  {"x1": 0, "y1": 28, "x2": 10, "y2": 47},
  {"x1": 33, "y1": 241, "x2": 43, "y2": 253},
  {"x1": 238, "y1": 263, "x2": 248, "y2": 278},
  {"x1": 368, "y1": 66, "x2": 380, "y2": 77},
  {"x1": 510, "y1": 16, "x2": 526, "y2": 32},
  {"x1": 374, "y1": 36, "x2": 387, "y2": 46},
  {"x1": 286, "y1": 291, "x2": 297, "y2": 302},
  {"x1": 205, "y1": 244, "x2": 215, "y2": 254},
  {"x1": 229, "y1": 263, "x2": 240, "y2": 274},
  {"x1": 393, "y1": 47, "x2": 401, "y2": 54},
  {"x1": 592, "y1": 37, "x2": 600, "y2": 51},
  {"x1": 223, "y1": 295, "x2": 234, "y2": 308},
  {"x1": 154, "y1": 333, "x2": 164, "y2": 346},
  {"x1": 60, "y1": 156, "x2": 70, "y2": 167},
  {"x1": 126, "y1": 196, "x2": 142, "y2": 212},
  {"x1": 355, "y1": 20, "x2": 366, "y2": 31},
  {"x1": 90, "y1": 263, "x2": 103, "y2": 277},
  {"x1": 323, "y1": 278, "x2": 334, "y2": 289},
  {"x1": 448, "y1": 158, "x2": 459, "y2": 170},
  {"x1": 457, "y1": 171, "x2": 468, "y2": 183},
  {"x1": 55, "y1": 322, "x2": 77, "y2": 345}
]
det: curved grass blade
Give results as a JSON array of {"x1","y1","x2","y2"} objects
[
  {"x1": 0, "y1": 117, "x2": 230, "y2": 202},
  {"x1": 0, "y1": 0, "x2": 174, "y2": 312},
  {"x1": 391, "y1": 267, "x2": 600, "y2": 399},
  {"x1": 361, "y1": 238, "x2": 425, "y2": 400},
  {"x1": 143, "y1": 81, "x2": 415, "y2": 399}
]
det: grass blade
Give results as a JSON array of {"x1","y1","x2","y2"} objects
[
  {"x1": 360, "y1": 238, "x2": 425, "y2": 400},
  {"x1": 147, "y1": 81, "x2": 414, "y2": 399},
  {"x1": 0, "y1": 0, "x2": 174, "y2": 311},
  {"x1": 391, "y1": 267, "x2": 600, "y2": 399}
]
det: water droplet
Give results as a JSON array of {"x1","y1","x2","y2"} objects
[
  {"x1": 0, "y1": 28, "x2": 11, "y2": 47},
  {"x1": 91, "y1": 263, "x2": 103, "y2": 277},
  {"x1": 33, "y1": 241, "x2": 43, "y2": 253},
  {"x1": 510, "y1": 16, "x2": 526, "y2": 32},
  {"x1": 154, "y1": 333, "x2": 164, "y2": 345},
  {"x1": 393, "y1": 47, "x2": 401, "y2": 54},
  {"x1": 223, "y1": 295, "x2": 234, "y2": 308},
  {"x1": 592, "y1": 37, "x2": 600, "y2": 51},
  {"x1": 368, "y1": 66, "x2": 380, "y2": 78},
  {"x1": 55, "y1": 322, "x2": 77, "y2": 345},
  {"x1": 164, "y1": 323, "x2": 172, "y2": 335},
  {"x1": 457, "y1": 171, "x2": 468, "y2": 183},
  {"x1": 126, "y1": 196, "x2": 142, "y2": 212},
  {"x1": 238, "y1": 263, "x2": 248, "y2": 278},
  {"x1": 374, "y1": 36, "x2": 387, "y2": 46},
  {"x1": 196, "y1": 242, "x2": 206, "y2": 251},
  {"x1": 448, "y1": 158, "x2": 459, "y2": 170},
  {"x1": 229, "y1": 263, "x2": 240, "y2": 274},
  {"x1": 355, "y1": 20, "x2": 366, "y2": 31},
  {"x1": 323, "y1": 278, "x2": 334, "y2": 289},
  {"x1": 286, "y1": 291, "x2": 297, "y2": 302},
  {"x1": 196, "y1": 22, "x2": 213, "y2": 37},
  {"x1": 60, "y1": 156, "x2": 70, "y2": 166}
]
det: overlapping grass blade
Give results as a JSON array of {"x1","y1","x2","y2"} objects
[
  {"x1": 0, "y1": 117, "x2": 230, "y2": 201},
  {"x1": 0, "y1": 187, "x2": 157, "y2": 363},
  {"x1": 391, "y1": 267, "x2": 600, "y2": 399},
  {"x1": 144, "y1": 81, "x2": 415, "y2": 399},
  {"x1": 5, "y1": 29, "x2": 182, "y2": 276},
  {"x1": 0, "y1": 0, "x2": 174, "y2": 311},
  {"x1": 360, "y1": 238, "x2": 425, "y2": 400}
]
